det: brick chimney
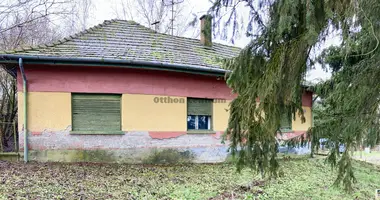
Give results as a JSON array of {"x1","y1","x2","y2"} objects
[{"x1": 200, "y1": 15, "x2": 212, "y2": 47}]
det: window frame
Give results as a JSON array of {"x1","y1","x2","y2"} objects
[
  {"x1": 186, "y1": 98, "x2": 214, "y2": 133},
  {"x1": 187, "y1": 115, "x2": 212, "y2": 130}
]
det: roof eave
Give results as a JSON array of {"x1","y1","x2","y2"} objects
[{"x1": 0, "y1": 54, "x2": 228, "y2": 77}]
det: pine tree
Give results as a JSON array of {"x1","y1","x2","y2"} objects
[{"x1": 211, "y1": 0, "x2": 380, "y2": 191}]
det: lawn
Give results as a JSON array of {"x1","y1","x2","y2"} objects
[{"x1": 0, "y1": 156, "x2": 380, "y2": 199}]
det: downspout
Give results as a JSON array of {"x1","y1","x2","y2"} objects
[{"x1": 18, "y1": 58, "x2": 28, "y2": 162}]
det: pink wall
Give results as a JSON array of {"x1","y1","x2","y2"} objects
[
  {"x1": 302, "y1": 91, "x2": 312, "y2": 107},
  {"x1": 18, "y1": 64, "x2": 313, "y2": 105},
  {"x1": 18, "y1": 65, "x2": 235, "y2": 100}
]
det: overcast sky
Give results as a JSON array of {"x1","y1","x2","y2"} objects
[{"x1": 84, "y1": 0, "x2": 338, "y2": 83}]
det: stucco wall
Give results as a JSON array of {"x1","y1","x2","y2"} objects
[
  {"x1": 18, "y1": 92, "x2": 71, "y2": 132},
  {"x1": 292, "y1": 106, "x2": 312, "y2": 131},
  {"x1": 17, "y1": 65, "x2": 235, "y2": 100},
  {"x1": 17, "y1": 65, "x2": 313, "y2": 163},
  {"x1": 122, "y1": 94, "x2": 187, "y2": 131},
  {"x1": 19, "y1": 92, "x2": 232, "y2": 133},
  {"x1": 213, "y1": 100, "x2": 231, "y2": 131}
]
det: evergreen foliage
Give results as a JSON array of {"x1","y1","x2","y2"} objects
[{"x1": 212, "y1": 0, "x2": 380, "y2": 191}]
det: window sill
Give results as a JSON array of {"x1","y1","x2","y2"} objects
[
  {"x1": 70, "y1": 131, "x2": 125, "y2": 135},
  {"x1": 187, "y1": 130, "x2": 216, "y2": 134}
]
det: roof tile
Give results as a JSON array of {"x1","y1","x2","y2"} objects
[{"x1": 5, "y1": 19, "x2": 241, "y2": 68}]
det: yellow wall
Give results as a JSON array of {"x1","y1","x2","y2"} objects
[
  {"x1": 212, "y1": 102, "x2": 312, "y2": 132},
  {"x1": 292, "y1": 106, "x2": 312, "y2": 131},
  {"x1": 18, "y1": 92, "x2": 71, "y2": 132},
  {"x1": 213, "y1": 100, "x2": 231, "y2": 131},
  {"x1": 18, "y1": 92, "x2": 311, "y2": 133},
  {"x1": 122, "y1": 95, "x2": 232, "y2": 132},
  {"x1": 122, "y1": 94, "x2": 187, "y2": 131}
]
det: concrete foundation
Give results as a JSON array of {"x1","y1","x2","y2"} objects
[
  {"x1": 0, "y1": 152, "x2": 20, "y2": 161},
  {"x1": 20, "y1": 127, "x2": 229, "y2": 163}
]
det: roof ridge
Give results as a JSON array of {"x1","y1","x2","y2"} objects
[
  {"x1": 1, "y1": 19, "x2": 114, "y2": 54},
  {"x1": 111, "y1": 19, "x2": 241, "y2": 50}
]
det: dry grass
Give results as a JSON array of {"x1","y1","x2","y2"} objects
[{"x1": 0, "y1": 156, "x2": 380, "y2": 199}]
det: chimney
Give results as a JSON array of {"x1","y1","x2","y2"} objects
[{"x1": 200, "y1": 15, "x2": 212, "y2": 47}]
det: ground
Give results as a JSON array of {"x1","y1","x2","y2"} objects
[{"x1": 0, "y1": 156, "x2": 380, "y2": 199}]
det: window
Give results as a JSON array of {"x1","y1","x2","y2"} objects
[
  {"x1": 187, "y1": 98, "x2": 212, "y2": 130},
  {"x1": 280, "y1": 113, "x2": 292, "y2": 131},
  {"x1": 72, "y1": 93, "x2": 121, "y2": 133}
]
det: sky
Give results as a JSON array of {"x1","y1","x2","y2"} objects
[{"x1": 84, "y1": 0, "x2": 339, "y2": 83}]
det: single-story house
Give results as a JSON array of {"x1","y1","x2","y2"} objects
[{"x1": 0, "y1": 15, "x2": 313, "y2": 163}]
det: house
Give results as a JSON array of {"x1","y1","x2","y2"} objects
[{"x1": 0, "y1": 15, "x2": 313, "y2": 163}]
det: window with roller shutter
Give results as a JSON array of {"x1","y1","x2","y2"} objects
[
  {"x1": 187, "y1": 98, "x2": 213, "y2": 130},
  {"x1": 71, "y1": 93, "x2": 122, "y2": 134}
]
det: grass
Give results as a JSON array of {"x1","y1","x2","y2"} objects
[{"x1": 0, "y1": 156, "x2": 380, "y2": 199}]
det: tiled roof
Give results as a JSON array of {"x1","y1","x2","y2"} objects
[{"x1": 3, "y1": 19, "x2": 241, "y2": 69}]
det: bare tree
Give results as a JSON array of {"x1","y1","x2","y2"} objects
[
  {"x1": 64, "y1": 0, "x2": 94, "y2": 34},
  {"x1": 0, "y1": 0, "x2": 83, "y2": 152},
  {"x1": 0, "y1": 0, "x2": 74, "y2": 34},
  {"x1": 113, "y1": 0, "x2": 135, "y2": 21},
  {"x1": 113, "y1": 0, "x2": 195, "y2": 36},
  {"x1": 1, "y1": 17, "x2": 62, "y2": 50},
  {"x1": 136, "y1": 0, "x2": 166, "y2": 32},
  {"x1": 78, "y1": 0, "x2": 93, "y2": 30},
  {"x1": 0, "y1": 69, "x2": 17, "y2": 152}
]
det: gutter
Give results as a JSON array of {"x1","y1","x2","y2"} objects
[
  {"x1": 18, "y1": 58, "x2": 28, "y2": 162},
  {"x1": 0, "y1": 54, "x2": 228, "y2": 77},
  {"x1": 0, "y1": 54, "x2": 315, "y2": 90}
]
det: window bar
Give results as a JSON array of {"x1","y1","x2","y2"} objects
[{"x1": 195, "y1": 116, "x2": 199, "y2": 129}]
